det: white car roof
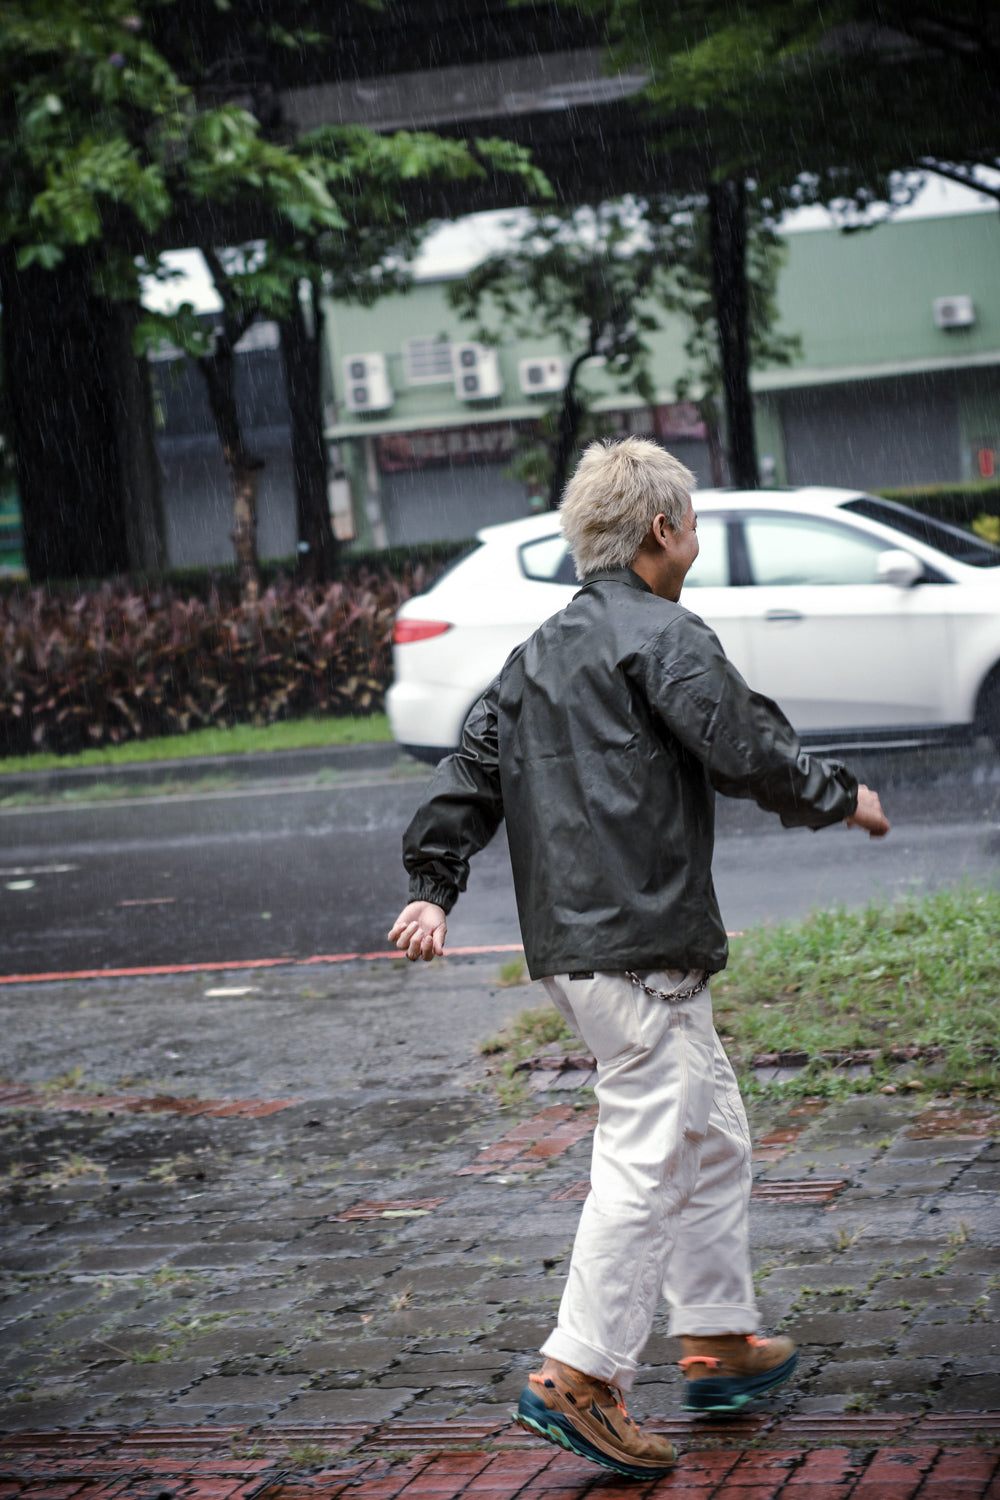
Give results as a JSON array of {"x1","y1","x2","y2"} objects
[{"x1": 474, "y1": 488, "x2": 870, "y2": 545}]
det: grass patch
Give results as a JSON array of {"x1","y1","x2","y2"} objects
[
  {"x1": 480, "y1": 1003, "x2": 576, "y2": 1109},
  {"x1": 483, "y1": 887, "x2": 1000, "y2": 1101},
  {"x1": 0, "y1": 713, "x2": 392, "y2": 775},
  {"x1": 714, "y1": 886, "x2": 1000, "y2": 1097},
  {"x1": 480, "y1": 1004, "x2": 574, "y2": 1063}
]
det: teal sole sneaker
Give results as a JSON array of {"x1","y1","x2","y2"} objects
[
  {"x1": 514, "y1": 1374, "x2": 676, "y2": 1480},
  {"x1": 681, "y1": 1349, "x2": 798, "y2": 1414}
]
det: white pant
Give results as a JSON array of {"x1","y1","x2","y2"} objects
[{"x1": 539, "y1": 970, "x2": 759, "y2": 1392}]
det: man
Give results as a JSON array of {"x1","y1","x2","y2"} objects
[{"x1": 389, "y1": 438, "x2": 889, "y2": 1481}]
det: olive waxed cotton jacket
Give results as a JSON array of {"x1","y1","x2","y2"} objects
[{"x1": 403, "y1": 566, "x2": 859, "y2": 981}]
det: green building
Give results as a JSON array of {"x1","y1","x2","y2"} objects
[
  {"x1": 321, "y1": 206, "x2": 1000, "y2": 551},
  {"x1": 8, "y1": 203, "x2": 991, "y2": 577}
]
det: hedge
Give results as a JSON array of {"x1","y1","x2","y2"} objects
[
  {"x1": 3, "y1": 483, "x2": 995, "y2": 758},
  {"x1": 0, "y1": 569, "x2": 425, "y2": 757}
]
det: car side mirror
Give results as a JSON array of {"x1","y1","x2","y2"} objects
[{"x1": 876, "y1": 549, "x2": 924, "y2": 588}]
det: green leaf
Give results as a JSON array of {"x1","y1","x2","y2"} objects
[{"x1": 16, "y1": 240, "x2": 63, "y2": 269}]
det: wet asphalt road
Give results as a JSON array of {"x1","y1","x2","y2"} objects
[{"x1": 1, "y1": 746, "x2": 998, "y2": 978}]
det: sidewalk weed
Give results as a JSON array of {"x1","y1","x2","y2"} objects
[
  {"x1": 230, "y1": 1439, "x2": 266, "y2": 1460},
  {"x1": 496, "y1": 955, "x2": 527, "y2": 987},
  {"x1": 494, "y1": 1067, "x2": 532, "y2": 1110},
  {"x1": 480, "y1": 1005, "x2": 574, "y2": 1062},
  {"x1": 833, "y1": 1224, "x2": 869, "y2": 1251},
  {"x1": 285, "y1": 1442, "x2": 336, "y2": 1467}
]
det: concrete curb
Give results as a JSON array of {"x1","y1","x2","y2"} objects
[{"x1": 0, "y1": 739, "x2": 404, "y2": 797}]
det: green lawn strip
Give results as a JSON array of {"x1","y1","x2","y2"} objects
[
  {"x1": 714, "y1": 885, "x2": 1000, "y2": 1097},
  {"x1": 485, "y1": 887, "x2": 1000, "y2": 1101},
  {"x1": 0, "y1": 713, "x2": 392, "y2": 774}
]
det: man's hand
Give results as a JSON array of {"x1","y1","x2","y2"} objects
[
  {"x1": 388, "y1": 901, "x2": 448, "y2": 961},
  {"x1": 846, "y1": 784, "x2": 890, "y2": 838}
]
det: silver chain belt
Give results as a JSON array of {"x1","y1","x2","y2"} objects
[{"x1": 626, "y1": 969, "x2": 712, "y2": 1003}]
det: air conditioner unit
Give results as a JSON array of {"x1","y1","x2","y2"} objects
[
  {"x1": 933, "y1": 295, "x2": 975, "y2": 330},
  {"x1": 341, "y1": 353, "x2": 393, "y2": 412},
  {"x1": 518, "y1": 357, "x2": 568, "y2": 396},
  {"x1": 453, "y1": 342, "x2": 503, "y2": 401}
]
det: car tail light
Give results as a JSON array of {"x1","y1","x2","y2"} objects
[{"x1": 393, "y1": 618, "x2": 453, "y2": 644}]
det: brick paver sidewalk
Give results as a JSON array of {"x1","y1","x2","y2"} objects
[
  {"x1": 2, "y1": 959, "x2": 999, "y2": 1496},
  {"x1": 2, "y1": 1420, "x2": 1000, "y2": 1498}
]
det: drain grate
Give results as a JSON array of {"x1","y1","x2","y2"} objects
[
  {"x1": 548, "y1": 1179, "x2": 590, "y2": 1202},
  {"x1": 750, "y1": 1177, "x2": 848, "y2": 1204},
  {"x1": 549, "y1": 1177, "x2": 849, "y2": 1205},
  {"x1": 332, "y1": 1196, "x2": 445, "y2": 1221}
]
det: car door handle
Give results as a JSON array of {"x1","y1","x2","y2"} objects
[{"x1": 764, "y1": 608, "x2": 804, "y2": 622}]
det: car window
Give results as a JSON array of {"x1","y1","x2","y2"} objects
[
  {"x1": 743, "y1": 513, "x2": 887, "y2": 586},
  {"x1": 840, "y1": 496, "x2": 1000, "y2": 568},
  {"x1": 520, "y1": 535, "x2": 579, "y2": 585},
  {"x1": 684, "y1": 514, "x2": 727, "y2": 587}
]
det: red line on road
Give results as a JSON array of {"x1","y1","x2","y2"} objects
[
  {"x1": 0, "y1": 939, "x2": 742, "y2": 987},
  {"x1": 0, "y1": 943, "x2": 527, "y2": 986}
]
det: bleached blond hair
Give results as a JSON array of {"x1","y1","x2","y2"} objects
[{"x1": 559, "y1": 437, "x2": 696, "y2": 577}]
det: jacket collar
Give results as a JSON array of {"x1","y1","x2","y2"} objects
[{"x1": 577, "y1": 566, "x2": 652, "y2": 594}]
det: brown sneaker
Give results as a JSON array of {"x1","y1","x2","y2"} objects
[
  {"x1": 679, "y1": 1333, "x2": 797, "y2": 1413},
  {"x1": 514, "y1": 1358, "x2": 677, "y2": 1479}
]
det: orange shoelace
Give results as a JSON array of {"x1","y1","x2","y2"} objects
[{"x1": 529, "y1": 1370, "x2": 635, "y2": 1426}]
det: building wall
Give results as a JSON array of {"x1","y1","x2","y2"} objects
[
  {"x1": 140, "y1": 210, "x2": 1000, "y2": 566},
  {"x1": 770, "y1": 212, "x2": 1000, "y2": 375}
]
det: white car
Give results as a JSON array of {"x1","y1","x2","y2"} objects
[{"x1": 387, "y1": 488, "x2": 1000, "y2": 763}]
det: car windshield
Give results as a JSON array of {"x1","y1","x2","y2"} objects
[{"x1": 840, "y1": 496, "x2": 1000, "y2": 568}]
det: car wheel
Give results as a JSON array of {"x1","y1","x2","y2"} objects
[
  {"x1": 400, "y1": 744, "x2": 451, "y2": 766},
  {"x1": 975, "y1": 665, "x2": 1000, "y2": 754}
]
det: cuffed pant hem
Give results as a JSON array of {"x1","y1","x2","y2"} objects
[
  {"x1": 540, "y1": 1328, "x2": 639, "y2": 1392},
  {"x1": 667, "y1": 1302, "x2": 761, "y2": 1337}
]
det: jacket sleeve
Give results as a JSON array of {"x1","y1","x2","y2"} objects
[
  {"x1": 402, "y1": 678, "x2": 505, "y2": 912},
  {"x1": 643, "y1": 611, "x2": 859, "y2": 829}
]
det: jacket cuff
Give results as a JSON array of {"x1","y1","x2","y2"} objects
[{"x1": 408, "y1": 877, "x2": 458, "y2": 915}]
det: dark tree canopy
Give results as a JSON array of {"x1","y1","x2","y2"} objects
[
  {"x1": 0, "y1": 0, "x2": 547, "y2": 588},
  {"x1": 591, "y1": 0, "x2": 1000, "y2": 202}
]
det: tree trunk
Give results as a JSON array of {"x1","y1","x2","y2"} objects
[
  {"x1": 707, "y1": 178, "x2": 758, "y2": 489},
  {"x1": 546, "y1": 347, "x2": 593, "y2": 510},
  {"x1": 699, "y1": 395, "x2": 728, "y2": 486},
  {"x1": 0, "y1": 247, "x2": 129, "y2": 581},
  {"x1": 196, "y1": 341, "x2": 262, "y2": 603},
  {"x1": 105, "y1": 299, "x2": 166, "y2": 574},
  {"x1": 280, "y1": 287, "x2": 338, "y2": 582}
]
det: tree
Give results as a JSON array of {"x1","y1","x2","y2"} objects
[
  {"x1": 449, "y1": 195, "x2": 798, "y2": 505},
  {"x1": 136, "y1": 129, "x2": 544, "y2": 598},
  {"x1": 0, "y1": 2, "x2": 340, "y2": 584},
  {"x1": 0, "y1": 1, "x2": 547, "y2": 592},
  {"x1": 575, "y1": 0, "x2": 1000, "y2": 486}
]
